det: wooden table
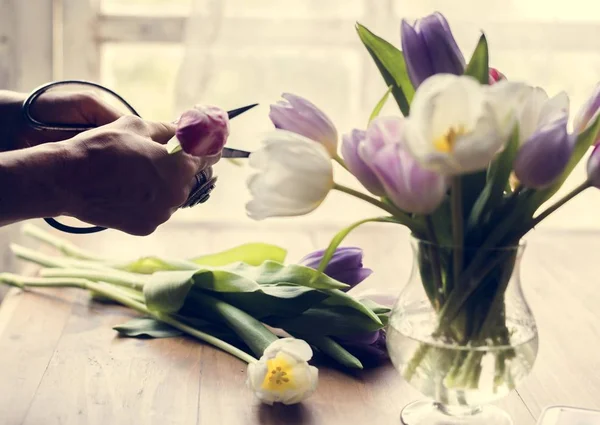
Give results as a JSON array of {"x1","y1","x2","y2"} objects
[{"x1": 1, "y1": 221, "x2": 599, "y2": 425}]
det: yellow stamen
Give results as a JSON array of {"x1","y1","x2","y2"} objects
[
  {"x1": 261, "y1": 353, "x2": 296, "y2": 392},
  {"x1": 434, "y1": 125, "x2": 466, "y2": 153}
]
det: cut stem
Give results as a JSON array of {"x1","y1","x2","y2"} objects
[
  {"x1": 451, "y1": 178, "x2": 464, "y2": 288},
  {"x1": 11, "y1": 244, "x2": 114, "y2": 271},
  {"x1": 22, "y1": 223, "x2": 106, "y2": 261},
  {"x1": 333, "y1": 155, "x2": 350, "y2": 172},
  {"x1": 0, "y1": 273, "x2": 257, "y2": 364},
  {"x1": 39, "y1": 268, "x2": 146, "y2": 291},
  {"x1": 425, "y1": 216, "x2": 444, "y2": 307}
]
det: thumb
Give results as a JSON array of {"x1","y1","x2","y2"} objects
[{"x1": 143, "y1": 120, "x2": 177, "y2": 144}]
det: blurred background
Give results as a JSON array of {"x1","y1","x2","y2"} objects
[{"x1": 1, "y1": 0, "x2": 599, "y2": 229}]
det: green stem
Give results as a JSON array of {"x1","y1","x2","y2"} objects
[
  {"x1": 527, "y1": 181, "x2": 590, "y2": 231},
  {"x1": 333, "y1": 155, "x2": 350, "y2": 172},
  {"x1": 451, "y1": 177, "x2": 463, "y2": 288},
  {"x1": 10, "y1": 244, "x2": 114, "y2": 271},
  {"x1": 333, "y1": 183, "x2": 423, "y2": 232},
  {"x1": 0, "y1": 273, "x2": 257, "y2": 364},
  {"x1": 39, "y1": 268, "x2": 146, "y2": 291},
  {"x1": 21, "y1": 223, "x2": 106, "y2": 261},
  {"x1": 425, "y1": 216, "x2": 444, "y2": 308}
]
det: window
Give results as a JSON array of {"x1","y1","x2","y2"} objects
[{"x1": 4, "y1": 0, "x2": 600, "y2": 228}]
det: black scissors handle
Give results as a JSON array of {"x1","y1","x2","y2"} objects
[{"x1": 22, "y1": 80, "x2": 256, "y2": 234}]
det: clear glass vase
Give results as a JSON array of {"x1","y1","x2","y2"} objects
[{"x1": 387, "y1": 236, "x2": 538, "y2": 425}]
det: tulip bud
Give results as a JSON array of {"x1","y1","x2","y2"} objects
[
  {"x1": 489, "y1": 68, "x2": 506, "y2": 85},
  {"x1": 337, "y1": 329, "x2": 388, "y2": 368},
  {"x1": 587, "y1": 145, "x2": 600, "y2": 188},
  {"x1": 269, "y1": 93, "x2": 338, "y2": 156},
  {"x1": 341, "y1": 130, "x2": 385, "y2": 196},
  {"x1": 513, "y1": 117, "x2": 573, "y2": 189},
  {"x1": 370, "y1": 142, "x2": 447, "y2": 214},
  {"x1": 574, "y1": 83, "x2": 600, "y2": 145},
  {"x1": 299, "y1": 246, "x2": 372, "y2": 289},
  {"x1": 175, "y1": 105, "x2": 229, "y2": 156},
  {"x1": 400, "y1": 12, "x2": 465, "y2": 88}
]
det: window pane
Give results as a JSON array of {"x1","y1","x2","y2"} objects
[{"x1": 101, "y1": 0, "x2": 191, "y2": 15}]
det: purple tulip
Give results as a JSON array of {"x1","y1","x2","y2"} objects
[
  {"x1": 299, "y1": 247, "x2": 372, "y2": 289},
  {"x1": 369, "y1": 142, "x2": 447, "y2": 214},
  {"x1": 341, "y1": 129, "x2": 386, "y2": 196},
  {"x1": 513, "y1": 116, "x2": 573, "y2": 189},
  {"x1": 574, "y1": 83, "x2": 600, "y2": 145},
  {"x1": 400, "y1": 12, "x2": 465, "y2": 88},
  {"x1": 176, "y1": 105, "x2": 230, "y2": 157},
  {"x1": 269, "y1": 93, "x2": 339, "y2": 156},
  {"x1": 337, "y1": 329, "x2": 388, "y2": 368},
  {"x1": 587, "y1": 145, "x2": 600, "y2": 188}
]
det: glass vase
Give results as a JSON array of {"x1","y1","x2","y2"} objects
[{"x1": 387, "y1": 236, "x2": 538, "y2": 425}]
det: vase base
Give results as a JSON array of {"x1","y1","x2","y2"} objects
[{"x1": 400, "y1": 400, "x2": 513, "y2": 425}]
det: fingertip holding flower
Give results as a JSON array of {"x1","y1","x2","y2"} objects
[
  {"x1": 175, "y1": 105, "x2": 230, "y2": 157},
  {"x1": 247, "y1": 338, "x2": 318, "y2": 405},
  {"x1": 299, "y1": 247, "x2": 373, "y2": 289},
  {"x1": 269, "y1": 93, "x2": 338, "y2": 156},
  {"x1": 245, "y1": 130, "x2": 334, "y2": 220}
]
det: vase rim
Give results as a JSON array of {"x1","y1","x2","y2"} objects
[{"x1": 409, "y1": 233, "x2": 526, "y2": 252}]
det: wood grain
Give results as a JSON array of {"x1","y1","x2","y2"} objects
[{"x1": 0, "y1": 223, "x2": 598, "y2": 424}]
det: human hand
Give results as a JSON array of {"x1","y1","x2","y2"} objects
[
  {"x1": 54, "y1": 115, "x2": 221, "y2": 235},
  {"x1": 0, "y1": 90, "x2": 122, "y2": 151}
]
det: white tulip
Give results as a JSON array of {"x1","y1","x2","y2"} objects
[
  {"x1": 247, "y1": 338, "x2": 319, "y2": 405},
  {"x1": 513, "y1": 86, "x2": 569, "y2": 144},
  {"x1": 246, "y1": 130, "x2": 334, "y2": 220},
  {"x1": 403, "y1": 74, "x2": 526, "y2": 175}
]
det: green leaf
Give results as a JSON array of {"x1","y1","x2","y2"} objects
[
  {"x1": 464, "y1": 34, "x2": 489, "y2": 84},
  {"x1": 190, "y1": 243, "x2": 287, "y2": 266},
  {"x1": 318, "y1": 289, "x2": 382, "y2": 325},
  {"x1": 269, "y1": 304, "x2": 384, "y2": 337},
  {"x1": 315, "y1": 217, "x2": 397, "y2": 276},
  {"x1": 368, "y1": 85, "x2": 393, "y2": 124},
  {"x1": 120, "y1": 257, "x2": 199, "y2": 274},
  {"x1": 527, "y1": 113, "x2": 600, "y2": 213},
  {"x1": 356, "y1": 22, "x2": 415, "y2": 116},
  {"x1": 358, "y1": 298, "x2": 392, "y2": 315},
  {"x1": 113, "y1": 317, "x2": 183, "y2": 338},
  {"x1": 467, "y1": 126, "x2": 519, "y2": 236},
  {"x1": 460, "y1": 171, "x2": 487, "y2": 224},
  {"x1": 301, "y1": 335, "x2": 363, "y2": 369},
  {"x1": 144, "y1": 261, "x2": 348, "y2": 314}
]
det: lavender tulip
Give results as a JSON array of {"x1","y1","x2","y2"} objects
[
  {"x1": 369, "y1": 141, "x2": 447, "y2": 214},
  {"x1": 574, "y1": 83, "x2": 600, "y2": 145},
  {"x1": 400, "y1": 12, "x2": 465, "y2": 88},
  {"x1": 587, "y1": 145, "x2": 600, "y2": 188},
  {"x1": 513, "y1": 117, "x2": 573, "y2": 189},
  {"x1": 269, "y1": 93, "x2": 339, "y2": 156},
  {"x1": 341, "y1": 129, "x2": 385, "y2": 196},
  {"x1": 176, "y1": 105, "x2": 230, "y2": 156},
  {"x1": 298, "y1": 247, "x2": 372, "y2": 289}
]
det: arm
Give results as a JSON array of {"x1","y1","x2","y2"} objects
[
  {"x1": 0, "y1": 91, "x2": 26, "y2": 152},
  {"x1": 0, "y1": 143, "x2": 69, "y2": 226}
]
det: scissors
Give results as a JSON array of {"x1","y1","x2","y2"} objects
[{"x1": 22, "y1": 80, "x2": 257, "y2": 235}]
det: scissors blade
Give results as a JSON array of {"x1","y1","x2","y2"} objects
[
  {"x1": 227, "y1": 103, "x2": 259, "y2": 119},
  {"x1": 221, "y1": 103, "x2": 258, "y2": 158}
]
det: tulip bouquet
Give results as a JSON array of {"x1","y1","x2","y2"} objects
[
  {"x1": 0, "y1": 224, "x2": 392, "y2": 404},
  {"x1": 243, "y1": 12, "x2": 600, "y2": 391}
]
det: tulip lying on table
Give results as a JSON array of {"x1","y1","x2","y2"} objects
[{"x1": 0, "y1": 224, "x2": 391, "y2": 405}]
